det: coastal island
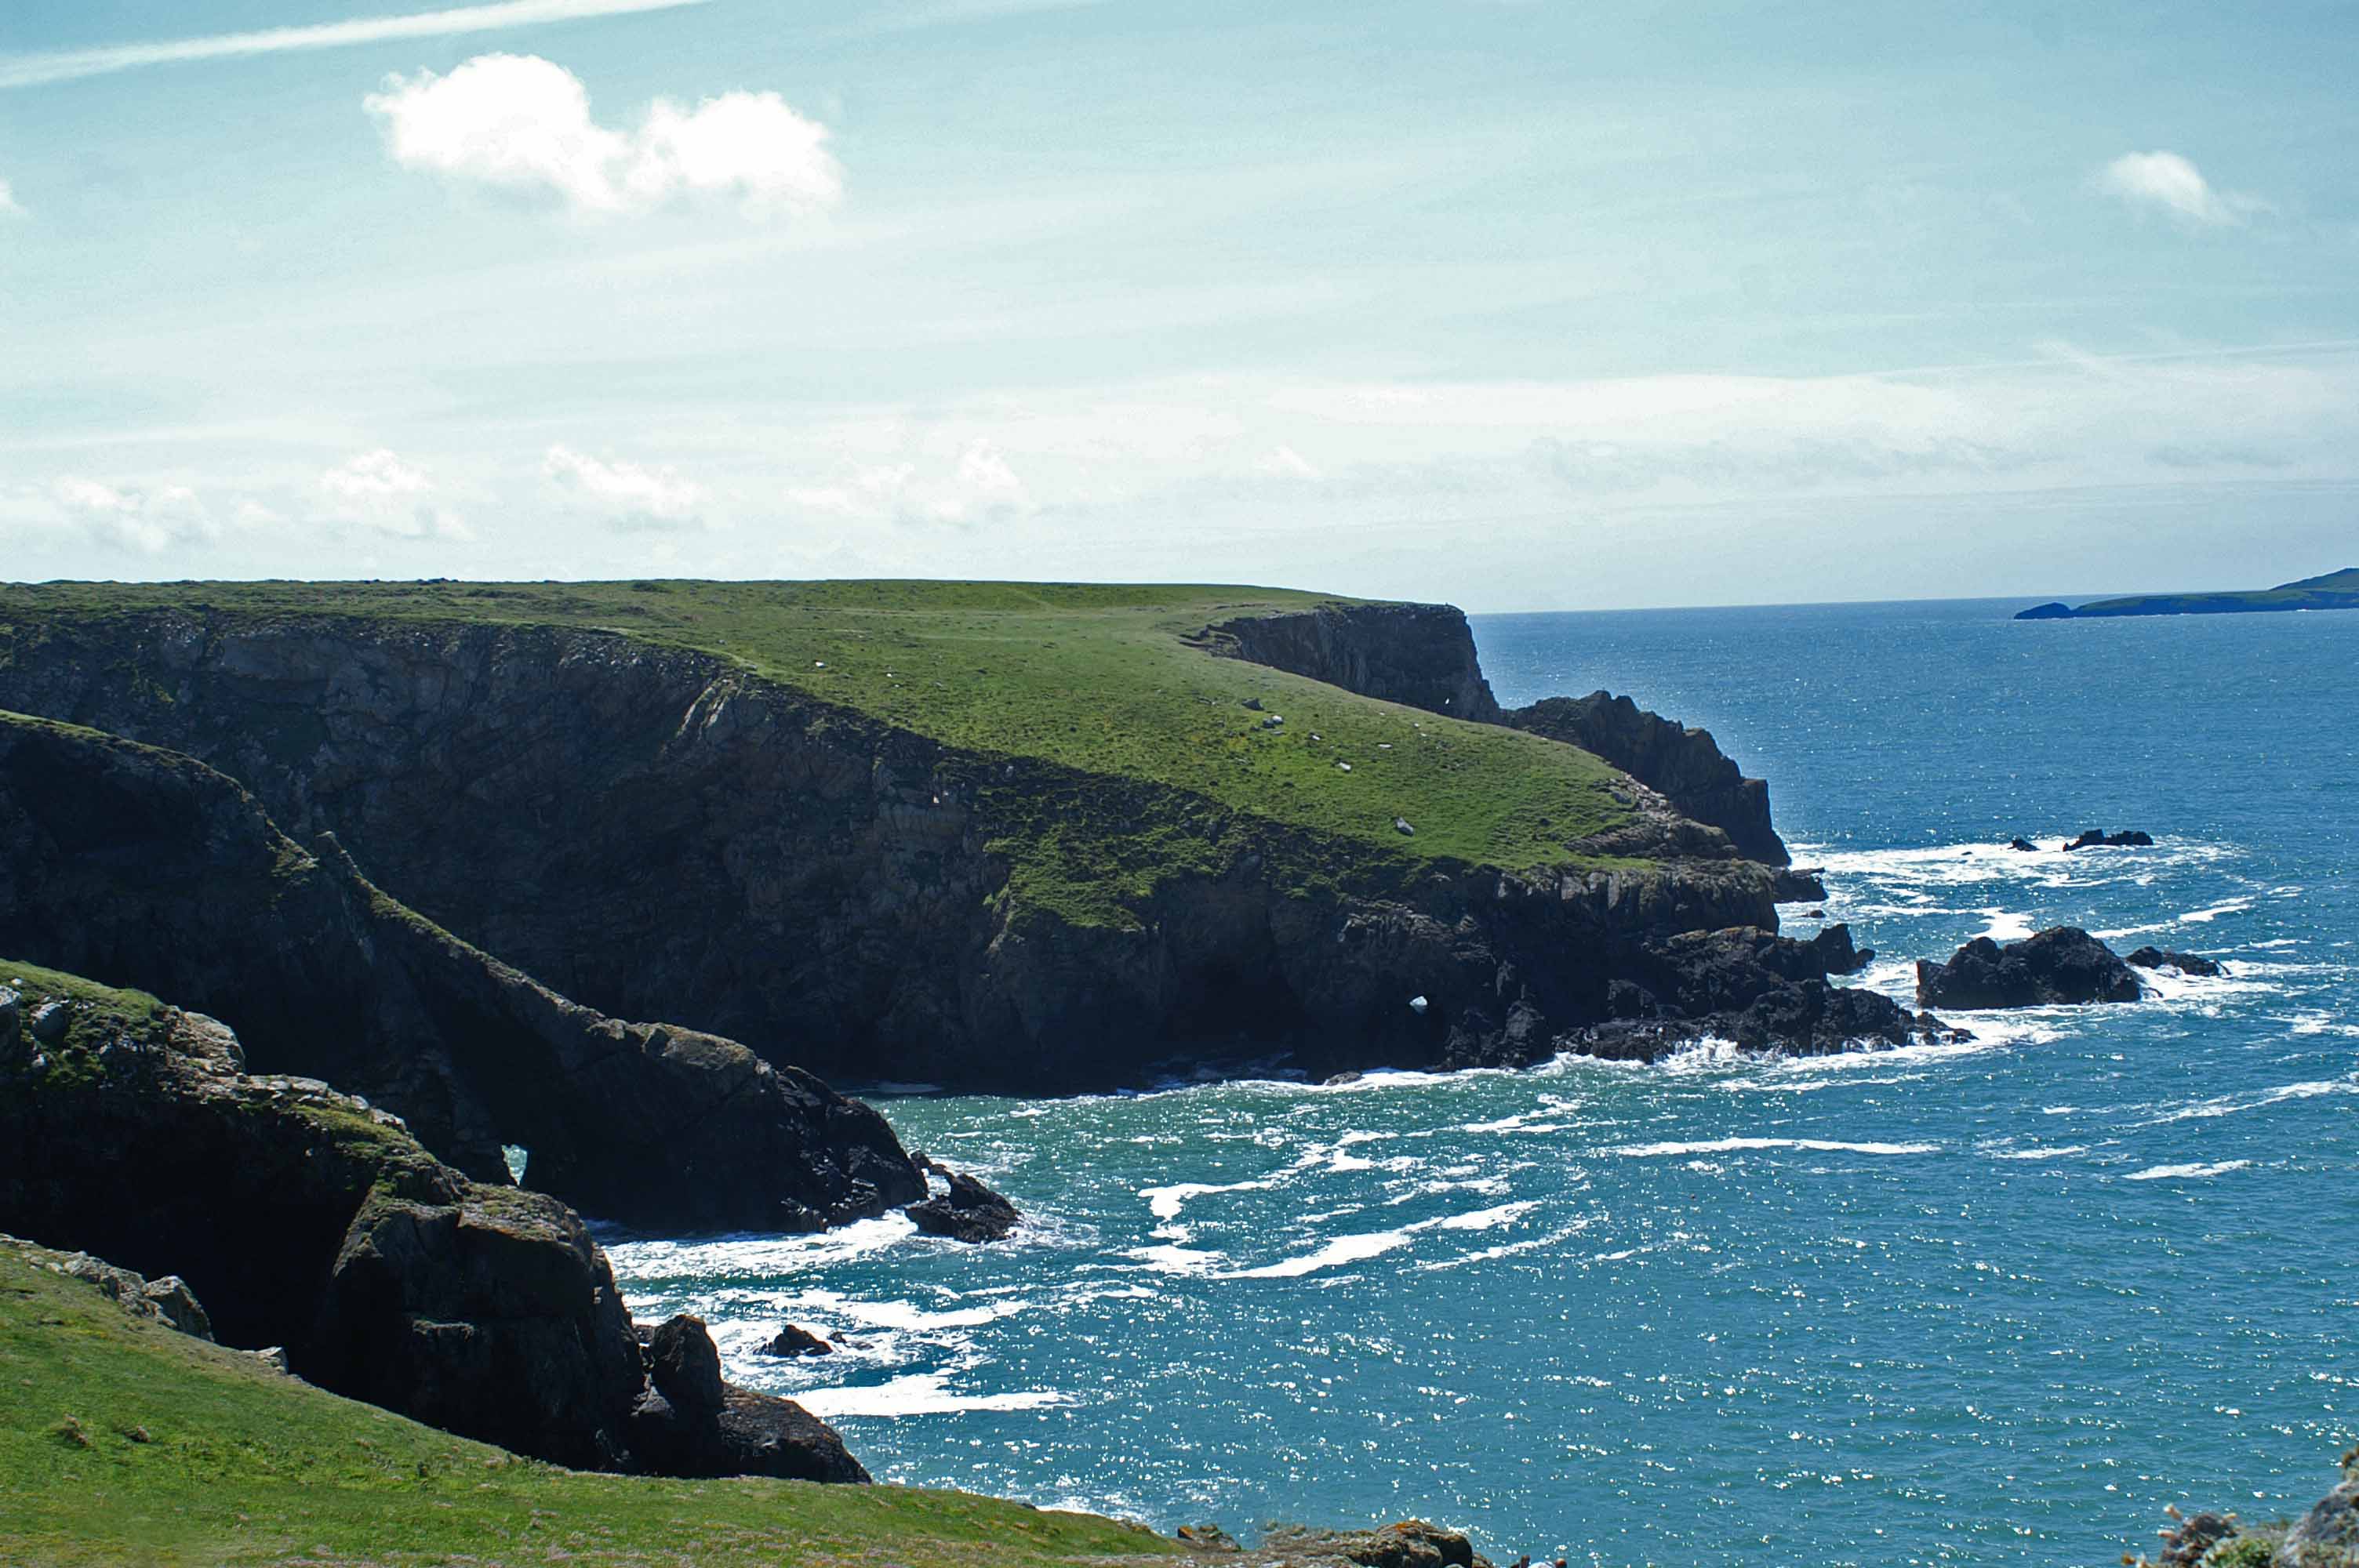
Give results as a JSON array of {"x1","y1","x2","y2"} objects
[{"x1": 2016, "y1": 565, "x2": 2359, "y2": 619}]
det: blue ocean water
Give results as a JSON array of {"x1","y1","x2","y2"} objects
[{"x1": 609, "y1": 598, "x2": 2358, "y2": 1568}]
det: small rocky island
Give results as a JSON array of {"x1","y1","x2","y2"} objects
[{"x1": 2018, "y1": 565, "x2": 2359, "y2": 619}]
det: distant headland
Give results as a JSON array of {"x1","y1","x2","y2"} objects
[{"x1": 2017, "y1": 565, "x2": 2359, "y2": 620}]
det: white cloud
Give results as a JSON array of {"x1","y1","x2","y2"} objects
[
  {"x1": 0, "y1": 177, "x2": 20, "y2": 216},
  {"x1": 53, "y1": 477, "x2": 217, "y2": 552},
  {"x1": 365, "y1": 54, "x2": 841, "y2": 219},
  {"x1": 543, "y1": 443, "x2": 706, "y2": 529},
  {"x1": 1256, "y1": 445, "x2": 1321, "y2": 480},
  {"x1": 321, "y1": 448, "x2": 471, "y2": 539},
  {"x1": 785, "y1": 438, "x2": 1031, "y2": 525},
  {"x1": 2098, "y1": 151, "x2": 2261, "y2": 227},
  {"x1": 0, "y1": 0, "x2": 713, "y2": 91}
]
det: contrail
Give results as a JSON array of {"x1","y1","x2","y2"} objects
[{"x1": 0, "y1": 0, "x2": 715, "y2": 90}]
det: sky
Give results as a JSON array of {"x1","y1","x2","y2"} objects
[{"x1": 2, "y1": 0, "x2": 2355, "y2": 610}]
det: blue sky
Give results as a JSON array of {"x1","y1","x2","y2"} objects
[{"x1": 2, "y1": 0, "x2": 2354, "y2": 608}]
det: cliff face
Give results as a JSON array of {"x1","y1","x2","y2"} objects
[
  {"x1": 1205, "y1": 602, "x2": 1504, "y2": 722},
  {"x1": 1506, "y1": 693, "x2": 1789, "y2": 866},
  {"x1": 1205, "y1": 607, "x2": 1790, "y2": 866},
  {"x1": 0, "y1": 962, "x2": 863, "y2": 1479},
  {"x1": 0, "y1": 612, "x2": 1795, "y2": 1087},
  {"x1": 0, "y1": 711, "x2": 924, "y2": 1232}
]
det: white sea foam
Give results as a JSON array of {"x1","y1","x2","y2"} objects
[
  {"x1": 1988, "y1": 1145, "x2": 2088, "y2": 1161},
  {"x1": 1224, "y1": 1229, "x2": 1417, "y2": 1278},
  {"x1": 2180, "y1": 899, "x2": 2253, "y2": 924},
  {"x1": 1434, "y1": 1200, "x2": 1541, "y2": 1232},
  {"x1": 797, "y1": 1371, "x2": 1070, "y2": 1419},
  {"x1": 2123, "y1": 1160, "x2": 2252, "y2": 1181},
  {"x1": 2142, "y1": 1078, "x2": 2357, "y2": 1126},
  {"x1": 1977, "y1": 909, "x2": 2037, "y2": 942},
  {"x1": 1607, "y1": 1136, "x2": 1939, "y2": 1158}
]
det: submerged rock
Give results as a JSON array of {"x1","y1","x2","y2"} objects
[
  {"x1": 758, "y1": 1323, "x2": 834, "y2": 1358},
  {"x1": 2007, "y1": 837, "x2": 2039, "y2": 852},
  {"x1": 2126, "y1": 946, "x2": 2225, "y2": 978},
  {"x1": 1914, "y1": 927, "x2": 2143, "y2": 1008},
  {"x1": 2062, "y1": 828, "x2": 2154, "y2": 851}
]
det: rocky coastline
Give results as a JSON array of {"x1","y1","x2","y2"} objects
[{"x1": 0, "y1": 591, "x2": 1942, "y2": 1086}]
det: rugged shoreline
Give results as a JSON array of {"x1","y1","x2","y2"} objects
[{"x1": 0, "y1": 583, "x2": 1938, "y2": 1091}]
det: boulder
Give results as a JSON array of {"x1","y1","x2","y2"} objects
[
  {"x1": 646, "y1": 1313, "x2": 726, "y2": 1416},
  {"x1": 2007, "y1": 837, "x2": 2039, "y2": 852},
  {"x1": 758, "y1": 1323, "x2": 834, "y2": 1358},
  {"x1": 1914, "y1": 927, "x2": 2143, "y2": 1008},
  {"x1": 907, "y1": 1157, "x2": 1020, "y2": 1243},
  {"x1": 2125, "y1": 946, "x2": 2224, "y2": 978},
  {"x1": 4, "y1": 1239, "x2": 216, "y2": 1341},
  {"x1": 624, "y1": 1315, "x2": 869, "y2": 1483},
  {"x1": 28, "y1": 1000, "x2": 70, "y2": 1044},
  {"x1": 1770, "y1": 867, "x2": 1828, "y2": 903}
]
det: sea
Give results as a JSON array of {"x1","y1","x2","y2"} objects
[{"x1": 607, "y1": 597, "x2": 2357, "y2": 1568}]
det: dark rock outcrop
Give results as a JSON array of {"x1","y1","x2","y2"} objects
[
  {"x1": 2063, "y1": 828, "x2": 2154, "y2": 851},
  {"x1": 626, "y1": 1314, "x2": 869, "y2": 1483},
  {"x1": 2008, "y1": 837, "x2": 2039, "y2": 852},
  {"x1": 759, "y1": 1323, "x2": 834, "y2": 1358},
  {"x1": 1770, "y1": 866, "x2": 1828, "y2": 902},
  {"x1": 907, "y1": 1156, "x2": 1021, "y2": 1243},
  {"x1": 0, "y1": 967, "x2": 866, "y2": 1480},
  {"x1": 2126, "y1": 946, "x2": 2225, "y2": 978},
  {"x1": 1505, "y1": 692, "x2": 1788, "y2": 865},
  {"x1": 1258, "y1": 1520, "x2": 1491, "y2": 1568},
  {"x1": 0, "y1": 711, "x2": 923, "y2": 1232},
  {"x1": 1914, "y1": 927, "x2": 2143, "y2": 1009},
  {"x1": 1203, "y1": 602, "x2": 1502, "y2": 722}
]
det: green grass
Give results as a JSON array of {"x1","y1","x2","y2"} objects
[
  {"x1": 0, "y1": 580, "x2": 1639, "y2": 929},
  {"x1": 0, "y1": 1242, "x2": 1182, "y2": 1567}
]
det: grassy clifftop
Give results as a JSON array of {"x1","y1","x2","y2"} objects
[
  {"x1": 0, "y1": 580, "x2": 1639, "y2": 927},
  {"x1": 0, "y1": 1238, "x2": 1176, "y2": 1568}
]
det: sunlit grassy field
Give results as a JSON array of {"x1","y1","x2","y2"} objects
[{"x1": 0, "y1": 579, "x2": 1637, "y2": 926}]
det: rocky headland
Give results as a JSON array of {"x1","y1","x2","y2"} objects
[
  {"x1": 0, "y1": 580, "x2": 1950, "y2": 1090},
  {"x1": 2019, "y1": 565, "x2": 2359, "y2": 620}
]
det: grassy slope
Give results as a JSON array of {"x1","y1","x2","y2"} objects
[
  {"x1": 0, "y1": 1247, "x2": 1179, "y2": 1568},
  {"x1": 0, "y1": 580, "x2": 1637, "y2": 927}
]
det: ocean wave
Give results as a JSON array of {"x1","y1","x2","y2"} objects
[
  {"x1": 2179, "y1": 899, "x2": 2254, "y2": 924},
  {"x1": 1607, "y1": 1136, "x2": 1939, "y2": 1158},
  {"x1": 1223, "y1": 1229, "x2": 1418, "y2": 1279},
  {"x1": 797, "y1": 1371, "x2": 1071, "y2": 1420},
  {"x1": 2122, "y1": 1160, "x2": 2252, "y2": 1181},
  {"x1": 2139, "y1": 1077, "x2": 2358, "y2": 1126}
]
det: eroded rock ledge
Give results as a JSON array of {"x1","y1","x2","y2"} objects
[
  {"x1": 0, "y1": 711, "x2": 923, "y2": 1232},
  {"x1": 0, "y1": 969, "x2": 864, "y2": 1479}
]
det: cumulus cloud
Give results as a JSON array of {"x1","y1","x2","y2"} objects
[
  {"x1": 52, "y1": 477, "x2": 216, "y2": 552},
  {"x1": 1256, "y1": 445, "x2": 1321, "y2": 480},
  {"x1": 543, "y1": 443, "x2": 706, "y2": 529},
  {"x1": 321, "y1": 448, "x2": 471, "y2": 539},
  {"x1": 786, "y1": 438, "x2": 1034, "y2": 526},
  {"x1": 2098, "y1": 151, "x2": 2261, "y2": 227},
  {"x1": 0, "y1": 176, "x2": 20, "y2": 215},
  {"x1": 364, "y1": 53, "x2": 841, "y2": 218}
]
